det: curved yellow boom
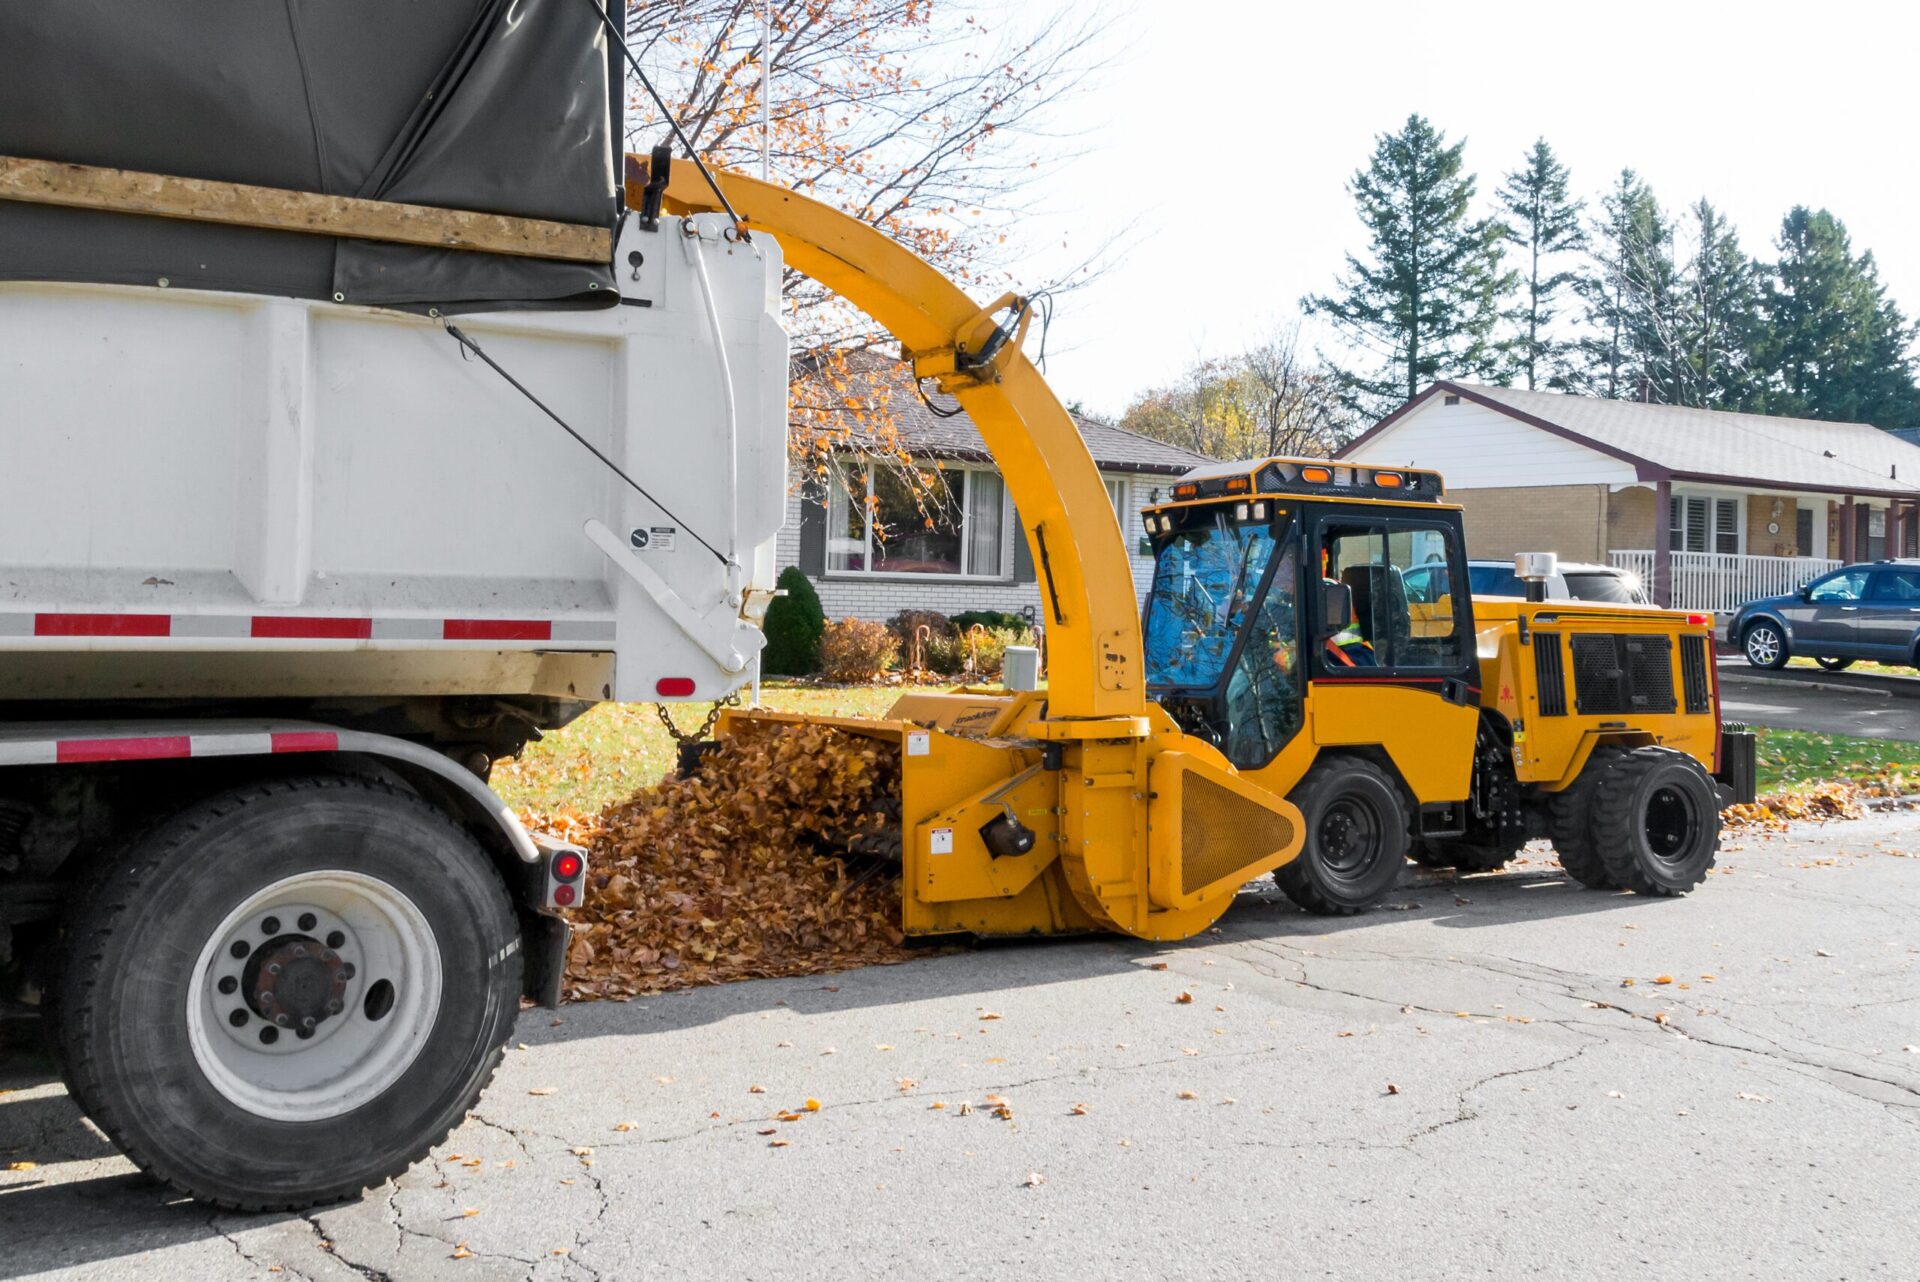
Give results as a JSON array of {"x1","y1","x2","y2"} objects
[{"x1": 635, "y1": 160, "x2": 1140, "y2": 721}]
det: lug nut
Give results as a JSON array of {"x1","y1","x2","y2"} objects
[
  {"x1": 217, "y1": 976, "x2": 238, "y2": 995},
  {"x1": 257, "y1": 991, "x2": 273, "y2": 1006},
  {"x1": 297, "y1": 1027, "x2": 315, "y2": 1040},
  {"x1": 340, "y1": 963, "x2": 356, "y2": 980},
  {"x1": 259, "y1": 1027, "x2": 279, "y2": 1045},
  {"x1": 266, "y1": 962, "x2": 282, "y2": 975},
  {"x1": 328, "y1": 999, "x2": 344, "y2": 1014},
  {"x1": 301, "y1": 1016, "x2": 317, "y2": 1030},
  {"x1": 230, "y1": 940, "x2": 250, "y2": 959},
  {"x1": 298, "y1": 913, "x2": 317, "y2": 932},
  {"x1": 292, "y1": 945, "x2": 307, "y2": 959},
  {"x1": 275, "y1": 1014, "x2": 292, "y2": 1028},
  {"x1": 228, "y1": 1009, "x2": 248, "y2": 1028},
  {"x1": 327, "y1": 930, "x2": 346, "y2": 949},
  {"x1": 262, "y1": 916, "x2": 281, "y2": 935}
]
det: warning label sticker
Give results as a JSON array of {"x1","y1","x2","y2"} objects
[
  {"x1": 906, "y1": 731, "x2": 931, "y2": 757},
  {"x1": 929, "y1": 827, "x2": 954, "y2": 855}
]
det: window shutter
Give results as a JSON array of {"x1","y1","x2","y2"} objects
[
  {"x1": 798, "y1": 489, "x2": 826, "y2": 577},
  {"x1": 1713, "y1": 498, "x2": 1739, "y2": 555},
  {"x1": 1011, "y1": 502, "x2": 1036, "y2": 584}
]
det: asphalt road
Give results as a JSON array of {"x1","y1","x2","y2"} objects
[
  {"x1": 1717, "y1": 668, "x2": 1920, "y2": 743},
  {"x1": 5, "y1": 813, "x2": 1919, "y2": 1282}
]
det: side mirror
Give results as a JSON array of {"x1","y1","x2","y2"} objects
[
  {"x1": 1321, "y1": 582, "x2": 1352, "y2": 639},
  {"x1": 1798, "y1": 584, "x2": 1813, "y2": 601}
]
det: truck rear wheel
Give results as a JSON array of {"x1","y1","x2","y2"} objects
[
  {"x1": 1591, "y1": 747, "x2": 1720, "y2": 896},
  {"x1": 1546, "y1": 746, "x2": 1627, "y2": 890},
  {"x1": 1274, "y1": 757, "x2": 1407, "y2": 915},
  {"x1": 48, "y1": 775, "x2": 521, "y2": 1210}
]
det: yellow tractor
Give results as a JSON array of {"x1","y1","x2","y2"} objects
[{"x1": 642, "y1": 156, "x2": 1756, "y2": 944}]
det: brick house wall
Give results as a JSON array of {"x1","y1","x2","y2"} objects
[{"x1": 778, "y1": 470, "x2": 1166, "y2": 624}]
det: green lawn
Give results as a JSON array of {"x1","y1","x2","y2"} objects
[
  {"x1": 1752, "y1": 727, "x2": 1920, "y2": 793},
  {"x1": 1782, "y1": 656, "x2": 1915, "y2": 677},
  {"x1": 494, "y1": 685, "x2": 1915, "y2": 817},
  {"x1": 494, "y1": 681, "x2": 904, "y2": 814}
]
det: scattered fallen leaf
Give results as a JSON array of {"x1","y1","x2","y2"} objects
[
  {"x1": 758, "y1": 1128, "x2": 777, "y2": 1135},
  {"x1": 1176, "y1": 1090, "x2": 1198, "y2": 1100},
  {"x1": 6, "y1": 1161, "x2": 35, "y2": 1173},
  {"x1": 1023, "y1": 1171, "x2": 1046, "y2": 1188},
  {"x1": 462, "y1": 1208, "x2": 480, "y2": 1218},
  {"x1": 1736, "y1": 1092, "x2": 1773, "y2": 1103},
  {"x1": 769, "y1": 1138, "x2": 790, "y2": 1148},
  {"x1": 451, "y1": 1244, "x2": 474, "y2": 1260},
  {"x1": 1384, "y1": 1083, "x2": 1400, "y2": 1096},
  {"x1": 1606, "y1": 1091, "x2": 1624, "y2": 1099},
  {"x1": 1068, "y1": 1103, "x2": 1089, "y2": 1115},
  {"x1": 748, "y1": 1085, "x2": 766, "y2": 1094},
  {"x1": 1654, "y1": 975, "x2": 1674, "y2": 985},
  {"x1": 613, "y1": 1121, "x2": 637, "y2": 1132},
  {"x1": 1175, "y1": 991, "x2": 1194, "y2": 1005},
  {"x1": 570, "y1": 1146, "x2": 593, "y2": 1158},
  {"x1": 804, "y1": 1098, "x2": 822, "y2": 1112},
  {"x1": 929, "y1": 1101, "x2": 947, "y2": 1110},
  {"x1": 528, "y1": 1087, "x2": 557, "y2": 1096},
  {"x1": 1148, "y1": 962, "x2": 1169, "y2": 971},
  {"x1": 980, "y1": 1012, "x2": 1002, "y2": 1021}
]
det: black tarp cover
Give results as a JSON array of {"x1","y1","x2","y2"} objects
[{"x1": 0, "y1": 0, "x2": 621, "y2": 312}]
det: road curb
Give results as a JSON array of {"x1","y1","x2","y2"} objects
[{"x1": 1716, "y1": 670, "x2": 1895, "y2": 699}]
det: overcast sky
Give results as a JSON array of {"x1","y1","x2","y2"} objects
[{"x1": 1008, "y1": 0, "x2": 1920, "y2": 420}]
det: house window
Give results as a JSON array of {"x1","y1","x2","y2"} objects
[
  {"x1": 1669, "y1": 494, "x2": 1740, "y2": 555},
  {"x1": 1867, "y1": 507, "x2": 1887, "y2": 560},
  {"x1": 1105, "y1": 477, "x2": 1128, "y2": 528},
  {"x1": 826, "y1": 461, "x2": 1007, "y2": 577}
]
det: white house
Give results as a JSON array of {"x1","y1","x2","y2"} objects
[
  {"x1": 1339, "y1": 382, "x2": 1920, "y2": 611},
  {"x1": 780, "y1": 371, "x2": 1207, "y2": 623}
]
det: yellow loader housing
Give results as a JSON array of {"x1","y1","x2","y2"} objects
[{"x1": 642, "y1": 155, "x2": 1756, "y2": 944}]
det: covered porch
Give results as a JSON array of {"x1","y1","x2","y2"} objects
[{"x1": 1607, "y1": 482, "x2": 1920, "y2": 613}]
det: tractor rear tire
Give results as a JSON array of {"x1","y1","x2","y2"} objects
[
  {"x1": 1274, "y1": 757, "x2": 1408, "y2": 915},
  {"x1": 46, "y1": 775, "x2": 521, "y2": 1210},
  {"x1": 1590, "y1": 747, "x2": 1720, "y2": 896},
  {"x1": 1547, "y1": 746, "x2": 1627, "y2": 890}
]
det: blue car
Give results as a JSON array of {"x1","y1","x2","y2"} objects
[{"x1": 1732, "y1": 560, "x2": 1920, "y2": 671}]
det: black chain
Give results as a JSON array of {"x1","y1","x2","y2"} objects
[{"x1": 653, "y1": 692, "x2": 740, "y2": 744}]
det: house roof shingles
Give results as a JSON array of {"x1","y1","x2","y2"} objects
[
  {"x1": 852, "y1": 360, "x2": 1208, "y2": 475},
  {"x1": 1359, "y1": 381, "x2": 1920, "y2": 499}
]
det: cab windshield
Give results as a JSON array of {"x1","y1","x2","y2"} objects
[{"x1": 1143, "y1": 515, "x2": 1283, "y2": 689}]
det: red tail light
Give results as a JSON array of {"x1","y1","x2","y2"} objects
[
  {"x1": 1686, "y1": 613, "x2": 1710, "y2": 626},
  {"x1": 656, "y1": 677, "x2": 696, "y2": 697},
  {"x1": 552, "y1": 883, "x2": 578, "y2": 906},
  {"x1": 553, "y1": 852, "x2": 584, "y2": 881}
]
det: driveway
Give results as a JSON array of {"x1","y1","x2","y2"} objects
[{"x1": 5, "y1": 813, "x2": 1919, "y2": 1281}]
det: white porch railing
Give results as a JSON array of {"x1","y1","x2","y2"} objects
[{"x1": 1609, "y1": 550, "x2": 1841, "y2": 613}]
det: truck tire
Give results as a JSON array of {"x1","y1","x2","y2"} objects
[
  {"x1": 1546, "y1": 746, "x2": 1627, "y2": 890},
  {"x1": 47, "y1": 775, "x2": 521, "y2": 1210},
  {"x1": 1590, "y1": 747, "x2": 1720, "y2": 896},
  {"x1": 1274, "y1": 757, "x2": 1407, "y2": 915}
]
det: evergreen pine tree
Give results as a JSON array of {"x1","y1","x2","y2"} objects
[
  {"x1": 761, "y1": 565, "x2": 825, "y2": 675},
  {"x1": 1496, "y1": 139, "x2": 1584, "y2": 389},
  {"x1": 1574, "y1": 170, "x2": 1676, "y2": 400},
  {"x1": 1304, "y1": 114, "x2": 1512, "y2": 417},
  {"x1": 1673, "y1": 199, "x2": 1763, "y2": 409},
  {"x1": 1758, "y1": 207, "x2": 1920, "y2": 426}
]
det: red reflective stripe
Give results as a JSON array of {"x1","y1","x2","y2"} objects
[
  {"x1": 57, "y1": 736, "x2": 191, "y2": 763},
  {"x1": 251, "y1": 617, "x2": 373, "y2": 639},
  {"x1": 36, "y1": 613, "x2": 170, "y2": 637},
  {"x1": 270, "y1": 731, "x2": 339, "y2": 754},
  {"x1": 656, "y1": 677, "x2": 696, "y2": 697},
  {"x1": 443, "y1": 619, "x2": 552, "y2": 641}
]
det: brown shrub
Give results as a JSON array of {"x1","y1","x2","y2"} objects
[{"x1": 819, "y1": 617, "x2": 900, "y2": 683}]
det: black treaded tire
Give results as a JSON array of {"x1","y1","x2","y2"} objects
[
  {"x1": 1409, "y1": 836, "x2": 1523, "y2": 873},
  {"x1": 1547, "y1": 746, "x2": 1628, "y2": 890},
  {"x1": 1274, "y1": 757, "x2": 1408, "y2": 915},
  {"x1": 1591, "y1": 746, "x2": 1720, "y2": 896},
  {"x1": 46, "y1": 775, "x2": 522, "y2": 1211},
  {"x1": 1814, "y1": 656, "x2": 1854, "y2": 672}
]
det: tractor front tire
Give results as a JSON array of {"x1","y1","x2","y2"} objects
[
  {"x1": 1591, "y1": 747, "x2": 1720, "y2": 896},
  {"x1": 1275, "y1": 757, "x2": 1408, "y2": 915},
  {"x1": 1546, "y1": 746, "x2": 1627, "y2": 890}
]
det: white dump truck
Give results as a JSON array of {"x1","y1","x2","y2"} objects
[{"x1": 0, "y1": 2, "x2": 784, "y2": 1207}]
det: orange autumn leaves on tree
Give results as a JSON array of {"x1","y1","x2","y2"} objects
[
  {"x1": 624, "y1": 0, "x2": 1102, "y2": 486},
  {"x1": 527, "y1": 721, "x2": 913, "y2": 1000}
]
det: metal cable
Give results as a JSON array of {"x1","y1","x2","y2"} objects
[{"x1": 443, "y1": 323, "x2": 730, "y2": 566}]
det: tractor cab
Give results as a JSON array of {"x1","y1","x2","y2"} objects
[{"x1": 1139, "y1": 458, "x2": 1475, "y2": 771}]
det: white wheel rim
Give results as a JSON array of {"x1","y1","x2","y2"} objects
[
  {"x1": 1747, "y1": 628, "x2": 1779, "y2": 664},
  {"x1": 186, "y1": 870, "x2": 442, "y2": 1122}
]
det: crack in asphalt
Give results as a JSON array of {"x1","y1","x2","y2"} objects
[{"x1": 208, "y1": 1210, "x2": 318, "y2": 1282}]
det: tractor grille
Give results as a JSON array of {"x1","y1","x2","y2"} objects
[
  {"x1": 1680, "y1": 635, "x2": 1713, "y2": 715},
  {"x1": 1534, "y1": 634, "x2": 1567, "y2": 717},
  {"x1": 1181, "y1": 773, "x2": 1295, "y2": 895},
  {"x1": 1570, "y1": 633, "x2": 1677, "y2": 716}
]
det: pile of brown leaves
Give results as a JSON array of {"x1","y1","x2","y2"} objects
[
  {"x1": 524, "y1": 722, "x2": 913, "y2": 1001},
  {"x1": 1723, "y1": 781, "x2": 1870, "y2": 833}
]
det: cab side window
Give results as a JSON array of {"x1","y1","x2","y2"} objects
[{"x1": 1320, "y1": 522, "x2": 1464, "y2": 672}]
